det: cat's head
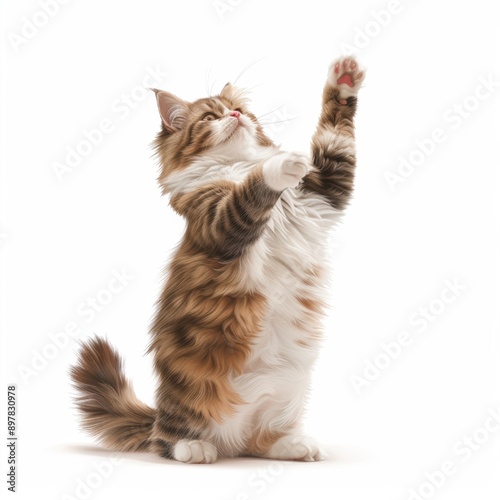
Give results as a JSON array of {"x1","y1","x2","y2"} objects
[{"x1": 152, "y1": 83, "x2": 274, "y2": 193}]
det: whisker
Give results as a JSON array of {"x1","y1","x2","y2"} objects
[
  {"x1": 238, "y1": 83, "x2": 264, "y2": 94},
  {"x1": 209, "y1": 76, "x2": 217, "y2": 97},
  {"x1": 260, "y1": 118, "x2": 298, "y2": 126},
  {"x1": 233, "y1": 57, "x2": 266, "y2": 86},
  {"x1": 205, "y1": 66, "x2": 214, "y2": 96},
  {"x1": 256, "y1": 105, "x2": 287, "y2": 120}
]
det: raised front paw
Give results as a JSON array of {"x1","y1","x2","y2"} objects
[
  {"x1": 263, "y1": 152, "x2": 311, "y2": 191},
  {"x1": 327, "y1": 56, "x2": 365, "y2": 102}
]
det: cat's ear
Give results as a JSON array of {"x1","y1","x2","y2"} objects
[
  {"x1": 152, "y1": 89, "x2": 189, "y2": 133},
  {"x1": 220, "y1": 82, "x2": 234, "y2": 99},
  {"x1": 220, "y1": 82, "x2": 249, "y2": 106}
]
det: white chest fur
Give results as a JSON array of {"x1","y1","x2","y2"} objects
[{"x1": 244, "y1": 187, "x2": 341, "y2": 371}]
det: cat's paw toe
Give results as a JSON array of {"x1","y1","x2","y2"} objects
[{"x1": 173, "y1": 440, "x2": 217, "y2": 464}]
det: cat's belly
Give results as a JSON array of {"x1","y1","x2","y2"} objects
[
  {"x1": 208, "y1": 190, "x2": 341, "y2": 456},
  {"x1": 249, "y1": 189, "x2": 340, "y2": 345}
]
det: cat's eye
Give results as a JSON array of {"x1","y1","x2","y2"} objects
[{"x1": 202, "y1": 113, "x2": 217, "y2": 121}]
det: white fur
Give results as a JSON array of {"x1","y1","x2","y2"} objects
[
  {"x1": 164, "y1": 147, "x2": 276, "y2": 198},
  {"x1": 262, "y1": 152, "x2": 312, "y2": 191},
  {"x1": 266, "y1": 435, "x2": 325, "y2": 461}
]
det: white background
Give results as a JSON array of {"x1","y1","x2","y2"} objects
[{"x1": 1, "y1": 0, "x2": 499, "y2": 499}]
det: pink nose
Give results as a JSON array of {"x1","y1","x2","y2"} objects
[{"x1": 230, "y1": 110, "x2": 241, "y2": 119}]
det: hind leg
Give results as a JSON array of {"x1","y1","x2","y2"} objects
[
  {"x1": 265, "y1": 434, "x2": 325, "y2": 462},
  {"x1": 243, "y1": 375, "x2": 326, "y2": 462},
  {"x1": 245, "y1": 424, "x2": 325, "y2": 462}
]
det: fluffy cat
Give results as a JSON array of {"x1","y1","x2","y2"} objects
[{"x1": 71, "y1": 56, "x2": 365, "y2": 463}]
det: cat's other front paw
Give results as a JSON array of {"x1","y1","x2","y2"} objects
[
  {"x1": 327, "y1": 56, "x2": 365, "y2": 102},
  {"x1": 263, "y1": 152, "x2": 311, "y2": 192},
  {"x1": 265, "y1": 435, "x2": 326, "y2": 462}
]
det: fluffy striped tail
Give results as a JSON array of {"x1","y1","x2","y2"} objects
[{"x1": 70, "y1": 337, "x2": 155, "y2": 452}]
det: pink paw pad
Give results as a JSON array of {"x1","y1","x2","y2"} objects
[{"x1": 337, "y1": 74, "x2": 354, "y2": 87}]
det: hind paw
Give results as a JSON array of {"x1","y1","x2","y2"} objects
[
  {"x1": 173, "y1": 440, "x2": 217, "y2": 464},
  {"x1": 266, "y1": 435, "x2": 326, "y2": 462}
]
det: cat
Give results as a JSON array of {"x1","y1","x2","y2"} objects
[{"x1": 71, "y1": 56, "x2": 365, "y2": 464}]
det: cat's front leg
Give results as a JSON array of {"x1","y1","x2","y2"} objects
[
  {"x1": 302, "y1": 56, "x2": 365, "y2": 210},
  {"x1": 172, "y1": 153, "x2": 310, "y2": 261}
]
